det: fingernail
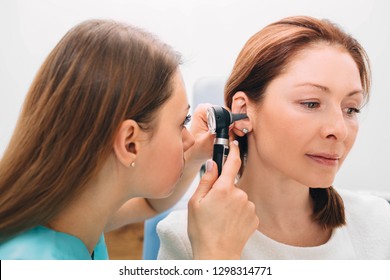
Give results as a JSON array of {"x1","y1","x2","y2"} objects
[
  {"x1": 233, "y1": 140, "x2": 239, "y2": 146},
  {"x1": 206, "y1": 159, "x2": 213, "y2": 172}
]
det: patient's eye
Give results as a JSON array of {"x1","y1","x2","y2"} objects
[
  {"x1": 301, "y1": 101, "x2": 320, "y2": 109},
  {"x1": 344, "y1": 107, "x2": 361, "y2": 117}
]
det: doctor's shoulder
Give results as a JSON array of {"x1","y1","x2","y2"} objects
[{"x1": 0, "y1": 226, "x2": 92, "y2": 260}]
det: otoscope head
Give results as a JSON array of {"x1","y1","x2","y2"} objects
[{"x1": 207, "y1": 105, "x2": 248, "y2": 139}]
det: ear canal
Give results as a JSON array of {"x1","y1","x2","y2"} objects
[{"x1": 127, "y1": 143, "x2": 136, "y2": 153}]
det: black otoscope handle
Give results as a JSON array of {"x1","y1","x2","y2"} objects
[{"x1": 212, "y1": 139, "x2": 230, "y2": 176}]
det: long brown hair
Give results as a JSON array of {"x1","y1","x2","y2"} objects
[
  {"x1": 0, "y1": 19, "x2": 180, "y2": 241},
  {"x1": 225, "y1": 16, "x2": 371, "y2": 229}
]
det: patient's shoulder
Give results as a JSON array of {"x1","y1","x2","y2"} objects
[
  {"x1": 157, "y1": 209, "x2": 188, "y2": 232},
  {"x1": 156, "y1": 209, "x2": 192, "y2": 260},
  {"x1": 340, "y1": 189, "x2": 390, "y2": 217},
  {"x1": 338, "y1": 189, "x2": 390, "y2": 258},
  {"x1": 339, "y1": 189, "x2": 390, "y2": 235}
]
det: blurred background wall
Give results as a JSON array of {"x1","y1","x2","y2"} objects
[{"x1": 1, "y1": 0, "x2": 389, "y2": 194}]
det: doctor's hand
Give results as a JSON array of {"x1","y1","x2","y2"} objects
[{"x1": 187, "y1": 140, "x2": 259, "y2": 259}]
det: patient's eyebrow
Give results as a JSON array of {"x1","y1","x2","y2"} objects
[
  {"x1": 295, "y1": 82, "x2": 363, "y2": 96},
  {"x1": 295, "y1": 82, "x2": 330, "y2": 92}
]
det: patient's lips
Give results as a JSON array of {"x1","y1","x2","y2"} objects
[{"x1": 305, "y1": 153, "x2": 340, "y2": 167}]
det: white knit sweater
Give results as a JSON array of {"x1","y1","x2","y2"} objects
[{"x1": 157, "y1": 190, "x2": 390, "y2": 259}]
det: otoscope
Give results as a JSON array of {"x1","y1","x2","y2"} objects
[{"x1": 207, "y1": 106, "x2": 248, "y2": 176}]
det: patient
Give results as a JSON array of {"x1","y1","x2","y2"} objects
[{"x1": 157, "y1": 16, "x2": 390, "y2": 259}]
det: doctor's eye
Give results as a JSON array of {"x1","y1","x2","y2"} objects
[{"x1": 183, "y1": 114, "x2": 192, "y2": 127}]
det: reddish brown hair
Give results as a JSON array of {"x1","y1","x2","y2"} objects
[
  {"x1": 225, "y1": 16, "x2": 371, "y2": 229},
  {"x1": 0, "y1": 19, "x2": 180, "y2": 241}
]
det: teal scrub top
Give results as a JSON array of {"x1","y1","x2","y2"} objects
[{"x1": 0, "y1": 226, "x2": 109, "y2": 260}]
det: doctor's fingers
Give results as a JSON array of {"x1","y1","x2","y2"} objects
[{"x1": 214, "y1": 140, "x2": 241, "y2": 189}]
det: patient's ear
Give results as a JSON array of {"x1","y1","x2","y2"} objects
[
  {"x1": 113, "y1": 119, "x2": 143, "y2": 168},
  {"x1": 231, "y1": 91, "x2": 253, "y2": 137}
]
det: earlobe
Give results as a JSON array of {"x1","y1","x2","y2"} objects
[
  {"x1": 113, "y1": 119, "x2": 141, "y2": 168},
  {"x1": 231, "y1": 91, "x2": 253, "y2": 137}
]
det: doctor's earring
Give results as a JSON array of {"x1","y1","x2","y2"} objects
[
  {"x1": 242, "y1": 128, "x2": 249, "y2": 134},
  {"x1": 130, "y1": 162, "x2": 136, "y2": 168}
]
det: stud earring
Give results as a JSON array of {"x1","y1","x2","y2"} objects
[
  {"x1": 242, "y1": 128, "x2": 249, "y2": 134},
  {"x1": 130, "y1": 162, "x2": 135, "y2": 167}
]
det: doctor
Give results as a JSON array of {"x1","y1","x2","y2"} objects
[{"x1": 0, "y1": 19, "x2": 258, "y2": 259}]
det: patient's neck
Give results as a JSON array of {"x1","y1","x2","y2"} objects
[{"x1": 236, "y1": 162, "x2": 331, "y2": 247}]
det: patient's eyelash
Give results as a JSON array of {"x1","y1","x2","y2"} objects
[
  {"x1": 345, "y1": 107, "x2": 361, "y2": 115},
  {"x1": 301, "y1": 101, "x2": 320, "y2": 109}
]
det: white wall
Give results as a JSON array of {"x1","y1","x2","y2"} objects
[{"x1": 0, "y1": 0, "x2": 389, "y2": 194}]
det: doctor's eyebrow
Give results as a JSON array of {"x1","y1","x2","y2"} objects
[
  {"x1": 182, "y1": 104, "x2": 190, "y2": 114},
  {"x1": 181, "y1": 104, "x2": 190, "y2": 118}
]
